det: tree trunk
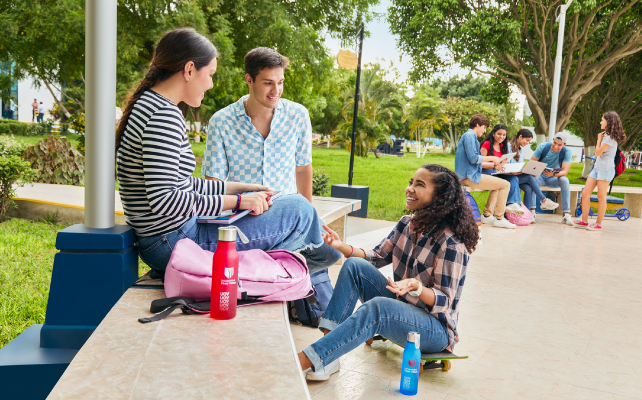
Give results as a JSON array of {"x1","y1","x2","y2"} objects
[
  {"x1": 41, "y1": 77, "x2": 71, "y2": 118},
  {"x1": 581, "y1": 146, "x2": 595, "y2": 178}
]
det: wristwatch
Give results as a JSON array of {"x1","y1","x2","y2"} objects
[{"x1": 408, "y1": 279, "x2": 423, "y2": 297}]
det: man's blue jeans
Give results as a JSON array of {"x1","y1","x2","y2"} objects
[
  {"x1": 518, "y1": 174, "x2": 546, "y2": 210},
  {"x1": 136, "y1": 194, "x2": 341, "y2": 274},
  {"x1": 303, "y1": 258, "x2": 450, "y2": 372},
  {"x1": 533, "y1": 175, "x2": 571, "y2": 213}
]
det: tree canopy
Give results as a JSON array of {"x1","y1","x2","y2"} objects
[{"x1": 388, "y1": 0, "x2": 642, "y2": 138}]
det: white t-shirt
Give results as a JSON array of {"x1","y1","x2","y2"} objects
[
  {"x1": 38, "y1": 104, "x2": 45, "y2": 113},
  {"x1": 594, "y1": 134, "x2": 618, "y2": 171}
]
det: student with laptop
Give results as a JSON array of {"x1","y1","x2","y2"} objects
[
  {"x1": 455, "y1": 115, "x2": 516, "y2": 229},
  {"x1": 480, "y1": 124, "x2": 525, "y2": 215},
  {"x1": 508, "y1": 129, "x2": 559, "y2": 218},
  {"x1": 530, "y1": 132, "x2": 574, "y2": 225}
]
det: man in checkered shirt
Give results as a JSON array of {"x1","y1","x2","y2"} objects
[{"x1": 202, "y1": 47, "x2": 313, "y2": 201}]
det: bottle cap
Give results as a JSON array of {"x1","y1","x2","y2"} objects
[
  {"x1": 407, "y1": 332, "x2": 420, "y2": 349},
  {"x1": 217, "y1": 226, "x2": 249, "y2": 243}
]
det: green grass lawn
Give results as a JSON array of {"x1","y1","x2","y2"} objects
[{"x1": 12, "y1": 133, "x2": 84, "y2": 147}]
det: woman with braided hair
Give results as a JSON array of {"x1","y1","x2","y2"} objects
[
  {"x1": 116, "y1": 28, "x2": 340, "y2": 274},
  {"x1": 298, "y1": 164, "x2": 477, "y2": 381}
]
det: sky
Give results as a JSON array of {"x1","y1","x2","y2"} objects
[{"x1": 323, "y1": 0, "x2": 470, "y2": 85}]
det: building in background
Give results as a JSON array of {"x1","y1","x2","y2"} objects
[{"x1": 1, "y1": 61, "x2": 56, "y2": 122}]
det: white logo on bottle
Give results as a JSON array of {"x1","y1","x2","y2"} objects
[
  {"x1": 220, "y1": 292, "x2": 229, "y2": 311},
  {"x1": 224, "y1": 267, "x2": 234, "y2": 279},
  {"x1": 403, "y1": 376, "x2": 411, "y2": 389}
]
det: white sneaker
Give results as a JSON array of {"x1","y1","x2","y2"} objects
[
  {"x1": 306, "y1": 359, "x2": 340, "y2": 381},
  {"x1": 540, "y1": 198, "x2": 559, "y2": 210},
  {"x1": 481, "y1": 214, "x2": 496, "y2": 224},
  {"x1": 562, "y1": 214, "x2": 575, "y2": 226},
  {"x1": 530, "y1": 210, "x2": 536, "y2": 224},
  {"x1": 505, "y1": 203, "x2": 525, "y2": 215},
  {"x1": 493, "y1": 217, "x2": 516, "y2": 229}
]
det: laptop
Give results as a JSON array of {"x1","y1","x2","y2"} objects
[{"x1": 520, "y1": 160, "x2": 548, "y2": 176}]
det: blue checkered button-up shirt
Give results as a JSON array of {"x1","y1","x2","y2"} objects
[{"x1": 202, "y1": 96, "x2": 312, "y2": 194}]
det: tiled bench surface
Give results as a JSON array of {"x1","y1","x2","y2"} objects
[
  {"x1": 47, "y1": 196, "x2": 361, "y2": 400},
  {"x1": 466, "y1": 183, "x2": 642, "y2": 217}
]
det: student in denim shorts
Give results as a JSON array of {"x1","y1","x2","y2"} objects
[{"x1": 574, "y1": 112, "x2": 627, "y2": 231}]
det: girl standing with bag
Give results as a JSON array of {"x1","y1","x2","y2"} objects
[
  {"x1": 116, "y1": 28, "x2": 340, "y2": 273},
  {"x1": 297, "y1": 164, "x2": 477, "y2": 380},
  {"x1": 573, "y1": 112, "x2": 626, "y2": 231}
]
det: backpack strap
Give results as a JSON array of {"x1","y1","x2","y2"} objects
[
  {"x1": 139, "y1": 297, "x2": 206, "y2": 323},
  {"x1": 558, "y1": 147, "x2": 567, "y2": 166},
  {"x1": 539, "y1": 142, "x2": 552, "y2": 161}
]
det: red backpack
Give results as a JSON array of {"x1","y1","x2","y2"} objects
[{"x1": 614, "y1": 146, "x2": 626, "y2": 176}]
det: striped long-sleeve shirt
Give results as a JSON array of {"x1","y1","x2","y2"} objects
[
  {"x1": 364, "y1": 215, "x2": 469, "y2": 351},
  {"x1": 116, "y1": 90, "x2": 227, "y2": 237}
]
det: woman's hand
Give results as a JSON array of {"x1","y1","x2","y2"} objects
[
  {"x1": 238, "y1": 192, "x2": 272, "y2": 215},
  {"x1": 386, "y1": 277, "x2": 419, "y2": 296},
  {"x1": 598, "y1": 131, "x2": 604, "y2": 141},
  {"x1": 321, "y1": 225, "x2": 343, "y2": 250}
]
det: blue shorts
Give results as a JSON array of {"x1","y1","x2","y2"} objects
[{"x1": 589, "y1": 168, "x2": 615, "y2": 182}]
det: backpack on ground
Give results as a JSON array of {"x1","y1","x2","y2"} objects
[
  {"x1": 463, "y1": 189, "x2": 482, "y2": 226},
  {"x1": 149, "y1": 238, "x2": 313, "y2": 314},
  {"x1": 288, "y1": 268, "x2": 333, "y2": 327}
]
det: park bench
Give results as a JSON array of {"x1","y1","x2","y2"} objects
[
  {"x1": 464, "y1": 183, "x2": 642, "y2": 217},
  {"x1": 3, "y1": 184, "x2": 360, "y2": 399}
]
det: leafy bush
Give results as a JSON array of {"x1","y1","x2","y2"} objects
[
  {"x1": 25, "y1": 120, "x2": 54, "y2": 136},
  {"x1": 60, "y1": 122, "x2": 70, "y2": 135},
  {"x1": 0, "y1": 120, "x2": 29, "y2": 136},
  {"x1": 530, "y1": 140, "x2": 538, "y2": 151},
  {"x1": 75, "y1": 134, "x2": 85, "y2": 155},
  {"x1": 0, "y1": 135, "x2": 28, "y2": 158},
  {"x1": 22, "y1": 136, "x2": 85, "y2": 185},
  {"x1": 0, "y1": 155, "x2": 36, "y2": 221},
  {"x1": 313, "y1": 168, "x2": 331, "y2": 196},
  {"x1": 67, "y1": 111, "x2": 85, "y2": 134}
]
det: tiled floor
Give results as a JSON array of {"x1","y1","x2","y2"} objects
[{"x1": 291, "y1": 215, "x2": 642, "y2": 399}]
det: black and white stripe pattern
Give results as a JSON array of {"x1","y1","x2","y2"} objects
[{"x1": 117, "y1": 90, "x2": 226, "y2": 237}]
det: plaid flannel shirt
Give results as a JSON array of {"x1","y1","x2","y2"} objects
[{"x1": 364, "y1": 215, "x2": 469, "y2": 351}]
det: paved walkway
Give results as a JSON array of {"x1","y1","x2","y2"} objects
[{"x1": 291, "y1": 215, "x2": 642, "y2": 399}]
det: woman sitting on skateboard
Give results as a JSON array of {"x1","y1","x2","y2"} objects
[{"x1": 298, "y1": 164, "x2": 478, "y2": 381}]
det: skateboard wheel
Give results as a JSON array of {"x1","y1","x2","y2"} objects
[
  {"x1": 365, "y1": 338, "x2": 374, "y2": 346},
  {"x1": 441, "y1": 360, "x2": 451, "y2": 371}
]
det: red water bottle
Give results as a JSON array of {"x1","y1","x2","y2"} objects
[{"x1": 210, "y1": 226, "x2": 240, "y2": 320}]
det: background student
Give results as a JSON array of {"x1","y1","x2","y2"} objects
[
  {"x1": 530, "y1": 132, "x2": 574, "y2": 225},
  {"x1": 455, "y1": 114, "x2": 516, "y2": 229},
  {"x1": 574, "y1": 111, "x2": 626, "y2": 231},
  {"x1": 508, "y1": 129, "x2": 558, "y2": 218},
  {"x1": 479, "y1": 124, "x2": 523, "y2": 215}
]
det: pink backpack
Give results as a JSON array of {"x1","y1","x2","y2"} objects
[
  {"x1": 164, "y1": 238, "x2": 313, "y2": 303},
  {"x1": 505, "y1": 203, "x2": 534, "y2": 226}
]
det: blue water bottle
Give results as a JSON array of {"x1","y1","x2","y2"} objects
[{"x1": 400, "y1": 331, "x2": 421, "y2": 395}]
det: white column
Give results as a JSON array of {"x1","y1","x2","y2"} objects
[
  {"x1": 84, "y1": 0, "x2": 117, "y2": 228},
  {"x1": 548, "y1": 0, "x2": 573, "y2": 142}
]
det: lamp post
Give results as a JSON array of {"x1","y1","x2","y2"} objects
[
  {"x1": 548, "y1": 0, "x2": 573, "y2": 142},
  {"x1": 348, "y1": 23, "x2": 364, "y2": 186}
]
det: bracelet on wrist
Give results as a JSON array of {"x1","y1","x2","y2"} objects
[
  {"x1": 233, "y1": 194, "x2": 241, "y2": 213},
  {"x1": 408, "y1": 279, "x2": 423, "y2": 297},
  {"x1": 347, "y1": 244, "x2": 354, "y2": 258}
]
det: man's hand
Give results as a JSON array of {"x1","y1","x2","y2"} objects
[{"x1": 542, "y1": 170, "x2": 555, "y2": 177}]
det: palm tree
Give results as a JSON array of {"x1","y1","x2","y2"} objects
[
  {"x1": 332, "y1": 65, "x2": 403, "y2": 157},
  {"x1": 402, "y1": 89, "x2": 448, "y2": 157}
]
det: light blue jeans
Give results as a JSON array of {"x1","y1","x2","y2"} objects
[
  {"x1": 518, "y1": 174, "x2": 546, "y2": 210},
  {"x1": 303, "y1": 258, "x2": 450, "y2": 372},
  {"x1": 136, "y1": 194, "x2": 341, "y2": 274},
  {"x1": 534, "y1": 175, "x2": 571, "y2": 213}
]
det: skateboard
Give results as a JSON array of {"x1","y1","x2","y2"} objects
[{"x1": 365, "y1": 335, "x2": 467, "y2": 373}]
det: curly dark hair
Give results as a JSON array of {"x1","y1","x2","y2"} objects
[
  {"x1": 481, "y1": 124, "x2": 509, "y2": 157},
  {"x1": 410, "y1": 164, "x2": 479, "y2": 253},
  {"x1": 603, "y1": 111, "x2": 626, "y2": 143}
]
